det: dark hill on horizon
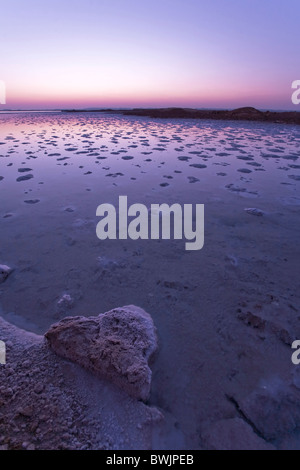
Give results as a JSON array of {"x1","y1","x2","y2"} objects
[
  {"x1": 62, "y1": 107, "x2": 300, "y2": 125},
  {"x1": 122, "y1": 107, "x2": 300, "y2": 124}
]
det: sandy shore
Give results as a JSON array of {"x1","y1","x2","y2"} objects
[{"x1": 1, "y1": 112, "x2": 300, "y2": 449}]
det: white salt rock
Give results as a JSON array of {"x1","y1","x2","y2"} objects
[
  {"x1": 0, "y1": 265, "x2": 12, "y2": 284},
  {"x1": 244, "y1": 208, "x2": 265, "y2": 217}
]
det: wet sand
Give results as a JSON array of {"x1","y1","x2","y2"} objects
[{"x1": 1, "y1": 111, "x2": 300, "y2": 449}]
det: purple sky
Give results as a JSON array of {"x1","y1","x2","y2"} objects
[{"x1": 0, "y1": 0, "x2": 299, "y2": 110}]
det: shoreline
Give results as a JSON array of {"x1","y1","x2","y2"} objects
[
  {"x1": 61, "y1": 107, "x2": 300, "y2": 126},
  {"x1": 1, "y1": 107, "x2": 300, "y2": 126}
]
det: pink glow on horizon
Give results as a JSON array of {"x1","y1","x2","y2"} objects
[
  {"x1": 4, "y1": 75, "x2": 292, "y2": 110},
  {"x1": 0, "y1": 0, "x2": 299, "y2": 111}
]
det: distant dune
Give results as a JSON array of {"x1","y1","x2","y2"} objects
[{"x1": 62, "y1": 107, "x2": 300, "y2": 125}]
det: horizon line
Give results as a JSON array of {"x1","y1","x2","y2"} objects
[{"x1": 0, "y1": 105, "x2": 299, "y2": 113}]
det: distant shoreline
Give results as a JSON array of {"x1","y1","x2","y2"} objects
[
  {"x1": 1, "y1": 107, "x2": 300, "y2": 125},
  {"x1": 61, "y1": 106, "x2": 300, "y2": 125}
]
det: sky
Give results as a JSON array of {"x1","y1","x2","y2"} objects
[{"x1": 0, "y1": 0, "x2": 299, "y2": 110}]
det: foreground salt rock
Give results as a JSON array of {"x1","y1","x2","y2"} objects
[
  {"x1": 45, "y1": 305, "x2": 157, "y2": 401},
  {"x1": 0, "y1": 264, "x2": 12, "y2": 284},
  {"x1": 0, "y1": 315, "x2": 169, "y2": 450}
]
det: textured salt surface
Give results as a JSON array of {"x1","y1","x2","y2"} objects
[{"x1": 0, "y1": 314, "x2": 178, "y2": 450}]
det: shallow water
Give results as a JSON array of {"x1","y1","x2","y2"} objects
[
  {"x1": 0, "y1": 112, "x2": 300, "y2": 201},
  {"x1": 1, "y1": 112, "x2": 300, "y2": 447}
]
